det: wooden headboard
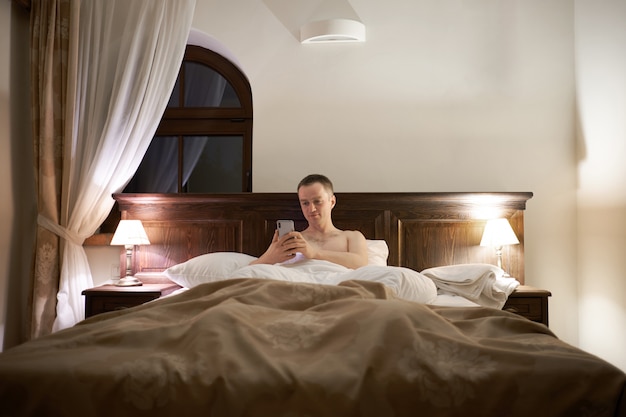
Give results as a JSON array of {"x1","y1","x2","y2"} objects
[{"x1": 114, "y1": 192, "x2": 533, "y2": 284}]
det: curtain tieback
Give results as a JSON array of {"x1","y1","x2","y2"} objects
[{"x1": 37, "y1": 214, "x2": 85, "y2": 246}]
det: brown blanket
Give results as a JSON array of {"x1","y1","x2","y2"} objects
[{"x1": 0, "y1": 278, "x2": 624, "y2": 417}]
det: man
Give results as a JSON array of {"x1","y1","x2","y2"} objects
[{"x1": 251, "y1": 174, "x2": 369, "y2": 269}]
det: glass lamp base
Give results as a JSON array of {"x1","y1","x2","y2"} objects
[{"x1": 115, "y1": 276, "x2": 143, "y2": 287}]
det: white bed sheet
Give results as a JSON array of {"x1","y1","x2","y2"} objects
[{"x1": 429, "y1": 293, "x2": 481, "y2": 307}]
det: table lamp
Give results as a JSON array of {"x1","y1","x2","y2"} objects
[
  {"x1": 480, "y1": 218, "x2": 519, "y2": 277},
  {"x1": 110, "y1": 219, "x2": 150, "y2": 286}
]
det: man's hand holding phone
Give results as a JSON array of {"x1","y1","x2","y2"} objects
[
  {"x1": 276, "y1": 220, "x2": 304, "y2": 259},
  {"x1": 277, "y1": 220, "x2": 295, "y2": 238}
]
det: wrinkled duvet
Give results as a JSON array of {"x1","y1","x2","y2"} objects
[{"x1": 0, "y1": 278, "x2": 624, "y2": 417}]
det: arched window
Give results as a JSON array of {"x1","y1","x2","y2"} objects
[
  {"x1": 94, "y1": 43, "x2": 253, "y2": 235},
  {"x1": 124, "y1": 45, "x2": 253, "y2": 193}
]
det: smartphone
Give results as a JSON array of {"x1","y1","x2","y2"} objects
[{"x1": 276, "y1": 220, "x2": 295, "y2": 238}]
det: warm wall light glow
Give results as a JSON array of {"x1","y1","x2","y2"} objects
[
  {"x1": 471, "y1": 207, "x2": 504, "y2": 220},
  {"x1": 111, "y1": 220, "x2": 150, "y2": 286}
]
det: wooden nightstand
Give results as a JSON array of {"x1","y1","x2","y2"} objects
[
  {"x1": 82, "y1": 282, "x2": 181, "y2": 318},
  {"x1": 503, "y1": 285, "x2": 551, "y2": 326}
]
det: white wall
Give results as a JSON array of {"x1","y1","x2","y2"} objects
[
  {"x1": 575, "y1": 0, "x2": 626, "y2": 372},
  {"x1": 189, "y1": 0, "x2": 582, "y2": 350},
  {"x1": 3, "y1": 0, "x2": 623, "y2": 372}
]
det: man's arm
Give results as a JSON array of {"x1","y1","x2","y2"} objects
[
  {"x1": 253, "y1": 230, "x2": 369, "y2": 269},
  {"x1": 250, "y1": 230, "x2": 300, "y2": 265}
]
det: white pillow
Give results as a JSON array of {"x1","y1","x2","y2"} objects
[
  {"x1": 164, "y1": 252, "x2": 257, "y2": 288},
  {"x1": 367, "y1": 240, "x2": 389, "y2": 266}
]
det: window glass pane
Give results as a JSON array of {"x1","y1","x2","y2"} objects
[
  {"x1": 167, "y1": 77, "x2": 180, "y2": 108},
  {"x1": 220, "y1": 83, "x2": 240, "y2": 107},
  {"x1": 184, "y1": 135, "x2": 243, "y2": 192},
  {"x1": 124, "y1": 136, "x2": 178, "y2": 193},
  {"x1": 183, "y1": 62, "x2": 241, "y2": 108}
]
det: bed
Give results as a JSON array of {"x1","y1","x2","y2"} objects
[{"x1": 1, "y1": 192, "x2": 624, "y2": 417}]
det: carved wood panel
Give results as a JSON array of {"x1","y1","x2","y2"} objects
[{"x1": 134, "y1": 220, "x2": 244, "y2": 272}]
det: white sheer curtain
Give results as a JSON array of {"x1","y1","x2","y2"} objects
[{"x1": 51, "y1": 0, "x2": 196, "y2": 331}]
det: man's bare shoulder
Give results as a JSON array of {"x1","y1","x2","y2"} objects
[{"x1": 342, "y1": 229, "x2": 366, "y2": 241}]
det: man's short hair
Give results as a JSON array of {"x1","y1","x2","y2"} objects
[{"x1": 297, "y1": 174, "x2": 334, "y2": 195}]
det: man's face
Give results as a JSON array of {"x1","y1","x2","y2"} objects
[{"x1": 298, "y1": 182, "x2": 335, "y2": 226}]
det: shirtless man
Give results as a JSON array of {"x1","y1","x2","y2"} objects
[{"x1": 251, "y1": 174, "x2": 369, "y2": 269}]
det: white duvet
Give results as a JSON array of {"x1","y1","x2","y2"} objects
[
  {"x1": 228, "y1": 256, "x2": 438, "y2": 305},
  {"x1": 164, "y1": 251, "x2": 517, "y2": 309}
]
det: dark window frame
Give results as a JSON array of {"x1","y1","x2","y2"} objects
[{"x1": 152, "y1": 45, "x2": 253, "y2": 192}]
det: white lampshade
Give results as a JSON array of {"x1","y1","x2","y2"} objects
[
  {"x1": 300, "y1": 19, "x2": 366, "y2": 43},
  {"x1": 111, "y1": 220, "x2": 150, "y2": 246},
  {"x1": 480, "y1": 218, "x2": 519, "y2": 248}
]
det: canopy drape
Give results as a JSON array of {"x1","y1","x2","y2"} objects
[{"x1": 30, "y1": 0, "x2": 196, "y2": 334}]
